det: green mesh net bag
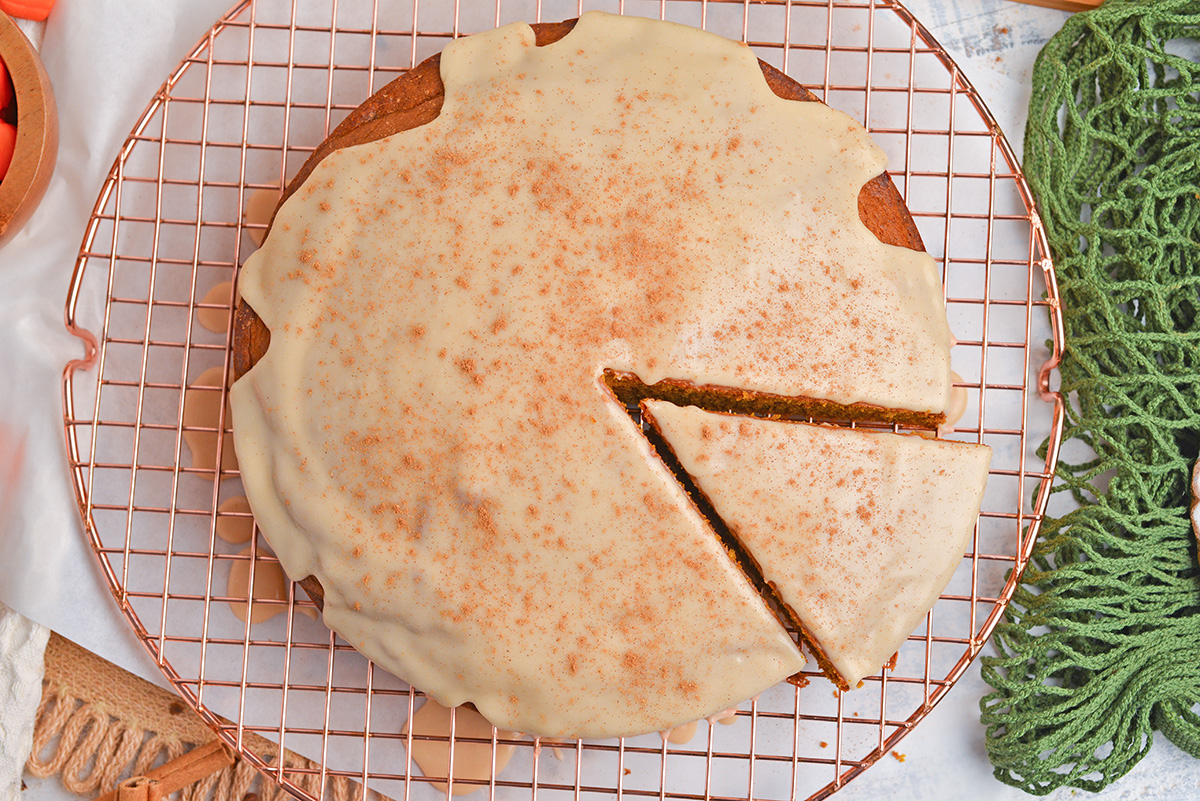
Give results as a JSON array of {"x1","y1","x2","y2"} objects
[{"x1": 978, "y1": 0, "x2": 1200, "y2": 793}]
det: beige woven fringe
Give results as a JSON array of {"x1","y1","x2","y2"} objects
[{"x1": 27, "y1": 634, "x2": 383, "y2": 801}]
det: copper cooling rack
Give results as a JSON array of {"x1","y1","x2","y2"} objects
[{"x1": 61, "y1": 1, "x2": 1065, "y2": 799}]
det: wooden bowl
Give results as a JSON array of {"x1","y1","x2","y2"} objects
[{"x1": 0, "y1": 10, "x2": 57, "y2": 247}]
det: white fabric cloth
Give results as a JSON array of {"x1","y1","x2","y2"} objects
[
  {"x1": 0, "y1": 0, "x2": 228, "y2": 689},
  {"x1": 0, "y1": 602, "x2": 49, "y2": 801}
]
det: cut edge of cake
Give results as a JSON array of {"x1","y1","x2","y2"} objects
[
  {"x1": 634, "y1": 399, "x2": 850, "y2": 689},
  {"x1": 604, "y1": 370, "x2": 944, "y2": 434}
]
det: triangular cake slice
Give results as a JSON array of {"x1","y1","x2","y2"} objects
[{"x1": 642, "y1": 400, "x2": 992, "y2": 689}]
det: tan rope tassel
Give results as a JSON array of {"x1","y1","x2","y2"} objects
[{"x1": 28, "y1": 633, "x2": 385, "y2": 801}]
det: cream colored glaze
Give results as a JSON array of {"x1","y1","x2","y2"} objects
[
  {"x1": 708, "y1": 708, "x2": 739, "y2": 726},
  {"x1": 532, "y1": 738, "x2": 567, "y2": 761},
  {"x1": 705, "y1": 709, "x2": 734, "y2": 729},
  {"x1": 197, "y1": 280, "x2": 238, "y2": 334},
  {"x1": 183, "y1": 367, "x2": 238, "y2": 473},
  {"x1": 216, "y1": 494, "x2": 255, "y2": 544},
  {"x1": 227, "y1": 548, "x2": 289, "y2": 624},
  {"x1": 643, "y1": 400, "x2": 991, "y2": 687},
  {"x1": 662, "y1": 720, "x2": 698, "y2": 745},
  {"x1": 402, "y1": 698, "x2": 520, "y2": 796},
  {"x1": 226, "y1": 11, "x2": 956, "y2": 737},
  {"x1": 942, "y1": 370, "x2": 968, "y2": 431},
  {"x1": 244, "y1": 187, "x2": 281, "y2": 247},
  {"x1": 227, "y1": 546, "x2": 318, "y2": 622}
]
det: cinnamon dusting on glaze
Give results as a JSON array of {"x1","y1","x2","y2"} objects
[{"x1": 227, "y1": 11, "x2": 955, "y2": 738}]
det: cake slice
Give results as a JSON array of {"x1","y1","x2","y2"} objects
[{"x1": 642, "y1": 400, "x2": 992, "y2": 689}]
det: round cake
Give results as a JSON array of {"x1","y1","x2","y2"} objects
[{"x1": 230, "y1": 12, "x2": 953, "y2": 739}]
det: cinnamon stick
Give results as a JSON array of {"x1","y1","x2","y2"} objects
[
  {"x1": 94, "y1": 741, "x2": 233, "y2": 801},
  {"x1": 116, "y1": 778, "x2": 162, "y2": 801}
]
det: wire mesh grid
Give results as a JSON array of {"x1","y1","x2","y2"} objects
[{"x1": 61, "y1": 0, "x2": 1065, "y2": 799}]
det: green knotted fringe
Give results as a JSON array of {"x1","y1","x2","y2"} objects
[{"x1": 978, "y1": 0, "x2": 1200, "y2": 794}]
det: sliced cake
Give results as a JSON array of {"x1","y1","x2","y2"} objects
[
  {"x1": 230, "y1": 11, "x2": 955, "y2": 738},
  {"x1": 642, "y1": 400, "x2": 992, "y2": 689}
]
